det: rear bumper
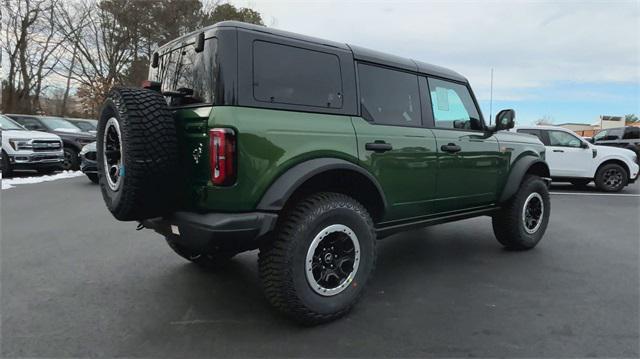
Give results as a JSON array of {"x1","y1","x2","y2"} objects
[
  {"x1": 80, "y1": 157, "x2": 97, "y2": 174},
  {"x1": 141, "y1": 211, "x2": 278, "y2": 254}
]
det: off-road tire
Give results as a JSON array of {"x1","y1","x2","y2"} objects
[
  {"x1": 570, "y1": 179, "x2": 591, "y2": 188},
  {"x1": 86, "y1": 173, "x2": 99, "y2": 184},
  {"x1": 258, "y1": 192, "x2": 376, "y2": 325},
  {"x1": 63, "y1": 147, "x2": 79, "y2": 171},
  {"x1": 1, "y1": 150, "x2": 13, "y2": 177},
  {"x1": 97, "y1": 87, "x2": 179, "y2": 221},
  {"x1": 594, "y1": 163, "x2": 628, "y2": 192},
  {"x1": 165, "y1": 236, "x2": 235, "y2": 268},
  {"x1": 492, "y1": 175, "x2": 550, "y2": 250}
]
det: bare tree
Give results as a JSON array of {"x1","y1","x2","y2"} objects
[
  {"x1": 1, "y1": 0, "x2": 67, "y2": 113},
  {"x1": 56, "y1": 0, "x2": 134, "y2": 116},
  {"x1": 535, "y1": 115, "x2": 554, "y2": 126}
]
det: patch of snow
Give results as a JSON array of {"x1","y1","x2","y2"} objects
[{"x1": 1, "y1": 171, "x2": 84, "y2": 190}]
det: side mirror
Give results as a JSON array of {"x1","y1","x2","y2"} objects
[
  {"x1": 580, "y1": 141, "x2": 589, "y2": 149},
  {"x1": 495, "y1": 109, "x2": 515, "y2": 131}
]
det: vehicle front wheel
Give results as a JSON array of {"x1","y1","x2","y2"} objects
[
  {"x1": 86, "y1": 173, "x2": 99, "y2": 184},
  {"x1": 492, "y1": 175, "x2": 550, "y2": 250},
  {"x1": 258, "y1": 192, "x2": 376, "y2": 325},
  {"x1": 165, "y1": 235, "x2": 235, "y2": 268},
  {"x1": 1, "y1": 151, "x2": 13, "y2": 177},
  {"x1": 63, "y1": 147, "x2": 79, "y2": 171},
  {"x1": 595, "y1": 163, "x2": 628, "y2": 192}
]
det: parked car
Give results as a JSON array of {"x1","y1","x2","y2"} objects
[
  {"x1": 66, "y1": 118, "x2": 98, "y2": 134},
  {"x1": 0, "y1": 114, "x2": 64, "y2": 176},
  {"x1": 590, "y1": 126, "x2": 640, "y2": 159},
  {"x1": 95, "y1": 21, "x2": 552, "y2": 324},
  {"x1": 6, "y1": 114, "x2": 96, "y2": 170},
  {"x1": 514, "y1": 125, "x2": 639, "y2": 191},
  {"x1": 79, "y1": 141, "x2": 98, "y2": 183}
]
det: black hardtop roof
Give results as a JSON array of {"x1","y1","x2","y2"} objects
[{"x1": 159, "y1": 21, "x2": 468, "y2": 83}]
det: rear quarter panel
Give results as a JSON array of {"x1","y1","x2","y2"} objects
[{"x1": 176, "y1": 106, "x2": 359, "y2": 212}]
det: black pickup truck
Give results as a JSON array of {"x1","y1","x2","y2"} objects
[{"x1": 591, "y1": 126, "x2": 640, "y2": 160}]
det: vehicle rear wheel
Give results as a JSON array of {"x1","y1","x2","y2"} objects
[
  {"x1": 258, "y1": 192, "x2": 376, "y2": 325},
  {"x1": 492, "y1": 175, "x2": 550, "y2": 250},
  {"x1": 97, "y1": 87, "x2": 179, "y2": 221},
  {"x1": 1, "y1": 151, "x2": 13, "y2": 177},
  {"x1": 570, "y1": 179, "x2": 591, "y2": 188},
  {"x1": 86, "y1": 173, "x2": 99, "y2": 184},
  {"x1": 595, "y1": 163, "x2": 628, "y2": 192},
  {"x1": 165, "y1": 236, "x2": 235, "y2": 268},
  {"x1": 62, "y1": 147, "x2": 79, "y2": 171}
]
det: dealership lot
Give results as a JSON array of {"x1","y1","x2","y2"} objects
[{"x1": 1, "y1": 177, "x2": 638, "y2": 357}]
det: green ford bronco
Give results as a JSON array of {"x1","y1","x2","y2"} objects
[{"x1": 97, "y1": 21, "x2": 551, "y2": 324}]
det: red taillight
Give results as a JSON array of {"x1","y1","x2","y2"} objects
[
  {"x1": 209, "y1": 128, "x2": 236, "y2": 185},
  {"x1": 141, "y1": 80, "x2": 161, "y2": 91}
]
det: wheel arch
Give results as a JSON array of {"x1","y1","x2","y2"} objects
[
  {"x1": 256, "y1": 158, "x2": 388, "y2": 223},
  {"x1": 499, "y1": 156, "x2": 550, "y2": 203},
  {"x1": 596, "y1": 159, "x2": 630, "y2": 178},
  {"x1": 62, "y1": 140, "x2": 81, "y2": 152}
]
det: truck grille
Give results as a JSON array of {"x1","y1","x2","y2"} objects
[{"x1": 32, "y1": 140, "x2": 62, "y2": 152}]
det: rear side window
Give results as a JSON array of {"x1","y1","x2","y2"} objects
[
  {"x1": 605, "y1": 128, "x2": 624, "y2": 140},
  {"x1": 253, "y1": 41, "x2": 343, "y2": 109},
  {"x1": 623, "y1": 127, "x2": 639, "y2": 139},
  {"x1": 357, "y1": 63, "x2": 421, "y2": 127},
  {"x1": 428, "y1": 78, "x2": 481, "y2": 130},
  {"x1": 517, "y1": 129, "x2": 547, "y2": 144}
]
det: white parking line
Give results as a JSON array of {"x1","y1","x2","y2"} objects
[{"x1": 550, "y1": 192, "x2": 640, "y2": 197}]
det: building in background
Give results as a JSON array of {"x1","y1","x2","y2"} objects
[
  {"x1": 557, "y1": 123, "x2": 599, "y2": 137},
  {"x1": 594, "y1": 115, "x2": 625, "y2": 130}
]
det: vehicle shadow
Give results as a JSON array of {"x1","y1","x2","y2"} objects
[{"x1": 111, "y1": 218, "x2": 523, "y2": 356}]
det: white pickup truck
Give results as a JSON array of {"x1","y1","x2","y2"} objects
[
  {"x1": 1, "y1": 114, "x2": 64, "y2": 176},
  {"x1": 512, "y1": 125, "x2": 639, "y2": 192}
]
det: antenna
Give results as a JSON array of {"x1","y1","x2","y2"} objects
[{"x1": 489, "y1": 67, "x2": 494, "y2": 125}]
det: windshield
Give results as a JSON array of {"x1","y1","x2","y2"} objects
[
  {"x1": 40, "y1": 117, "x2": 81, "y2": 132},
  {"x1": 0, "y1": 115, "x2": 25, "y2": 130},
  {"x1": 149, "y1": 37, "x2": 218, "y2": 105},
  {"x1": 71, "y1": 120, "x2": 96, "y2": 132}
]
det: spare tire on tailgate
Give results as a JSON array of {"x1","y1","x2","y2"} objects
[{"x1": 97, "y1": 87, "x2": 179, "y2": 221}]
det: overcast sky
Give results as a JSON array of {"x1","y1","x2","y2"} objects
[{"x1": 231, "y1": 0, "x2": 639, "y2": 124}]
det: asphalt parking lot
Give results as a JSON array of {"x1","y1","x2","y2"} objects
[{"x1": 1, "y1": 176, "x2": 638, "y2": 357}]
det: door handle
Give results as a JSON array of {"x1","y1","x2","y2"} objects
[
  {"x1": 553, "y1": 149, "x2": 564, "y2": 153},
  {"x1": 440, "y1": 143, "x2": 462, "y2": 153},
  {"x1": 365, "y1": 141, "x2": 393, "y2": 153}
]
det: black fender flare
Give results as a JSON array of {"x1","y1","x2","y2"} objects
[
  {"x1": 62, "y1": 140, "x2": 82, "y2": 152},
  {"x1": 499, "y1": 156, "x2": 550, "y2": 203},
  {"x1": 256, "y1": 158, "x2": 388, "y2": 212}
]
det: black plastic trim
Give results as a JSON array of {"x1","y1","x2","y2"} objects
[
  {"x1": 142, "y1": 211, "x2": 278, "y2": 253},
  {"x1": 256, "y1": 158, "x2": 388, "y2": 212},
  {"x1": 376, "y1": 206, "x2": 499, "y2": 238},
  {"x1": 499, "y1": 156, "x2": 550, "y2": 202}
]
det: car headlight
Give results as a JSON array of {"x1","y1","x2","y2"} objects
[{"x1": 9, "y1": 139, "x2": 33, "y2": 150}]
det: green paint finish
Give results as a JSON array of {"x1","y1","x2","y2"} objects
[
  {"x1": 429, "y1": 129, "x2": 503, "y2": 212},
  {"x1": 174, "y1": 105, "x2": 546, "y2": 221},
  {"x1": 181, "y1": 106, "x2": 358, "y2": 212},
  {"x1": 350, "y1": 117, "x2": 437, "y2": 221}
]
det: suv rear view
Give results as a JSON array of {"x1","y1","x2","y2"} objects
[{"x1": 95, "y1": 21, "x2": 551, "y2": 324}]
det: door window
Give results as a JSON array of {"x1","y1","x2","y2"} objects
[
  {"x1": 547, "y1": 130, "x2": 582, "y2": 148},
  {"x1": 623, "y1": 127, "x2": 639, "y2": 139},
  {"x1": 428, "y1": 78, "x2": 482, "y2": 130},
  {"x1": 357, "y1": 63, "x2": 421, "y2": 127}
]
